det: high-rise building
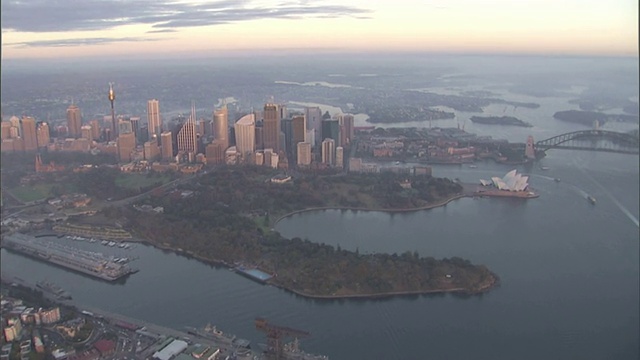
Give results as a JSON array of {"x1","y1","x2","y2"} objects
[
  {"x1": 305, "y1": 107, "x2": 322, "y2": 145},
  {"x1": 144, "y1": 140, "x2": 160, "y2": 161},
  {"x1": 525, "y1": 135, "x2": 535, "y2": 159},
  {"x1": 234, "y1": 113, "x2": 256, "y2": 159},
  {"x1": 280, "y1": 118, "x2": 293, "y2": 156},
  {"x1": 81, "y1": 125, "x2": 93, "y2": 143},
  {"x1": 336, "y1": 146, "x2": 344, "y2": 169},
  {"x1": 117, "y1": 132, "x2": 136, "y2": 162},
  {"x1": 213, "y1": 105, "x2": 229, "y2": 150},
  {"x1": 66, "y1": 104, "x2": 82, "y2": 138},
  {"x1": 292, "y1": 115, "x2": 306, "y2": 144},
  {"x1": 177, "y1": 103, "x2": 198, "y2": 157},
  {"x1": 160, "y1": 131, "x2": 173, "y2": 161},
  {"x1": 90, "y1": 120, "x2": 101, "y2": 140},
  {"x1": 322, "y1": 119, "x2": 339, "y2": 143},
  {"x1": 263, "y1": 104, "x2": 281, "y2": 152},
  {"x1": 36, "y1": 122, "x2": 50, "y2": 148},
  {"x1": 322, "y1": 138, "x2": 336, "y2": 166},
  {"x1": 118, "y1": 120, "x2": 133, "y2": 135},
  {"x1": 205, "y1": 141, "x2": 225, "y2": 165},
  {"x1": 338, "y1": 114, "x2": 354, "y2": 147},
  {"x1": 1, "y1": 121, "x2": 11, "y2": 140},
  {"x1": 297, "y1": 142, "x2": 311, "y2": 166},
  {"x1": 21, "y1": 116, "x2": 38, "y2": 152},
  {"x1": 147, "y1": 99, "x2": 161, "y2": 141},
  {"x1": 130, "y1": 117, "x2": 141, "y2": 143}
]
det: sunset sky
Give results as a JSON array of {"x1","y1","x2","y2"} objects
[{"x1": 1, "y1": 0, "x2": 638, "y2": 59}]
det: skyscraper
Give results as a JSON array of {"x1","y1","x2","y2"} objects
[
  {"x1": 144, "y1": 140, "x2": 160, "y2": 161},
  {"x1": 177, "y1": 103, "x2": 198, "y2": 157},
  {"x1": 339, "y1": 114, "x2": 354, "y2": 147},
  {"x1": 263, "y1": 104, "x2": 281, "y2": 152},
  {"x1": 322, "y1": 119, "x2": 339, "y2": 143},
  {"x1": 81, "y1": 125, "x2": 93, "y2": 143},
  {"x1": 305, "y1": 107, "x2": 322, "y2": 146},
  {"x1": 336, "y1": 146, "x2": 344, "y2": 169},
  {"x1": 292, "y1": 115, "x2": 306, "y2": 144},
  {"x1": 36, "y1": 122, "x2": 50, "y2": 148},
  {"x1": 21, "y1": 116, "x2": 38, "y2": 152},
  {"x1": 297, "y1": 142, "x2": 311, "y2": 166},
  {"x1": 234, "y1": 113, "x2": 256, "y2": 159},
  {"x1": 90, "y1": 120, "x2": 101, "y2": 140},
  {"x1": 322, "y1": 138, "x2": 336, "y2": 166},
  {"x1": 213, "y1": 104, "x2": 229, "y2": 150},
  {"x1": 117, "y1": 133, "x2": 136, "y2": 163},
  {"x1": 66, "y1": 104, "x2": 82, "y2": 138},
  {"x1": 147, "y1": 99, "x2": 161, "y2": 141},
  {"x1": 160, "y1": 131, "x2": 173, "y2": 161}
]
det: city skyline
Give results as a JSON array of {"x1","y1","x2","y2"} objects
[{"x1": 1, "y1": 0, "x2": 637, "y2": 60}]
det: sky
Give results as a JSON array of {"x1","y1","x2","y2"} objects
[{"x1": 1, "y1": 0, "x2": 638, "y2": 60}]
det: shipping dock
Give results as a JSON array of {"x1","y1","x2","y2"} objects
[
  {"x1": 2, "y1": 233, "x2": 137, "y2": 281},
  {"x1": 234, "y1": 266, "x2": 273, "y2": 283}
]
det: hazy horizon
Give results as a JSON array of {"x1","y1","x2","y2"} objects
[{"x1": 2, "y1": 0, "x2": 638, "y2": 60}]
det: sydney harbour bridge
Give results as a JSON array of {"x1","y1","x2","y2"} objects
[{"x1": 534, "y1": 129, "x2": 639, "y2": 155}]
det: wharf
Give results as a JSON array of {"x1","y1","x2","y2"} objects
[{"x1": 234, "y1": 266, "x2": 273, "y2": 283}]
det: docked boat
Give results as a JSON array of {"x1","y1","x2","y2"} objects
[{"x1": 36, "y1": 281, "x2": 72, "y2": 300}]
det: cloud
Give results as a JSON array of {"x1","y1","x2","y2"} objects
[
  {"x1": 1, "y1": 0, "x2": 371, "y2": 33},
  {"x1": 6, "y1": 37, "x2": 164, "y2": 48},
  {"x1": 146, "y1": 29, "x2": 178, "y2": 34}
]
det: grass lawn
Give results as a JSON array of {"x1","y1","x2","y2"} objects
[
  {"x1": 10, "y1": 183, "x2": 55, "y2": 203},
  {"x1": 115, "y1": 173, "x2": 172, "y2": 190}
]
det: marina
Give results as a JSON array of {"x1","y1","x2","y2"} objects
[{"x1": 1, "y1": 233, "x2": 137, "y2": 281}]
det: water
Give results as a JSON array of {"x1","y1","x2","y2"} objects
[{"x1": 2, "y1": 75, "x2": 639, "y2": 359}]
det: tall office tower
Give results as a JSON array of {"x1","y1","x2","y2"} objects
[
  {"x1": 118, "y1": 120, "x2": 133, "y2": 135},
  {"x1": 280, "y1": 118, "x2": 293, "y2": 156},
  {"x1": 263, "y1": 103, "x2": 281, "y2": 152},
  {"x1": 21, "y1": 117, "x2": 38, "y2": 151},
  {"x1": 213, "y1": 104, "x2": 229, "y2": 150},
  {"x1": 66, "y1": 104, "x2": 82, "y2": 138},
  {"x1": 305, "y1": 107, "x2": 322, "y2": 145},
  {"x1": 205, "y1": 141, "x2": 225, "y2": 165},
  {"x1": 36, "y1": 122, "x2": 50, "y2": 148},
  {"x1": 9, "y1": 116, "x2": 21, "y2": 136},
  {"x1": 147, "y1": 99, "x2": 161, "y2": 141},
  {"x1": 234, "y1": 113, "x2": 256, "y2": 159},
  {"x1": 254, "y1": 126, "x2": 264, "y2": 150},
  {"x1": 90, "y1": 120, "x2": 101, "y2": 140},
  {"x1": 297, "y1": 142, "x2": 311, "y2": 166},
  {"x1": 322, "y1": 119, "x2": 339, "y2": 143},
  {"x1": 177, "y1": 103, "x2": 198, "y2": 156},
  {"x1": 292, "y1": 115, "x2": 306, "y2": 144},
  {"x1": 322, "y1": 138, "x2": 336, "y2": 166},
  {"x1": 336, "y1": 146, "x2": 344, "y2": 169},
  {"x1": 130, "y1": 117, "x2": 141, "y2": 143},
  {"x1": 144, "y1": 140, "x2": 160, "y2": 161},
  {"x1": 1, "y1": 121, "x2": 11, "y2": 139},
  {"x1": 338, "y1": 114, "x2": 354, "y2": 147},
  {"x1": 160, "y1": 131, "x2": 173, "y2": 161},
  {"x1": 198, "y1": 120, "x2": 206, "y2": 136},
  {"x1": 117, "y1": 133, "x2": 136, "y2": 162},
  {"x1": 81, "y1": 125, "x2": 93, "y2": 143},
  {"x1": 108, "y1": 83, "x2": 117, "y2": 138},
  {"x1": 279, "y1": 105, "x2": 288, "y2": 120}
]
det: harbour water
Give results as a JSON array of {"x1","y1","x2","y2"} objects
[{"x1": 2, "y1": 71, "x2": 639, "y2": 359}]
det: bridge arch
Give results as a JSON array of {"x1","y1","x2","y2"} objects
[{"x1": 535, "y1": 130, "x2": 639, "y2": 154}]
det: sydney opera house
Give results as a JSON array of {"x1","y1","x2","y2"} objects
[{"x1": 480, "y1": 170, "x2": 529, "y2": 192}]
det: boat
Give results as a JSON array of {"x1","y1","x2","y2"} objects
[
  {"x1": 101, "y1": 240, "x2": 109, "y2": 245},
  {"x1": 587, "y1": 195, "x2": 596, "y2": 205},
  {"x1": 184, "y1": 323, "x2": 237, "y2": 344},
  {"x1": 108, "y1": 241, "x2": 116, "y2": 247},
  {"x1": 36, "y1": 281, "x2": 72, "y2": 300},
  {"x1": 554, "y1": 178, "x2": 560, "y2": 182},
  {"x1": 469, "y1": 164, "x2": 478, "y2": 168},
  {"x1": 540, "y1": 166, "x2": 550, "y2": 171}
]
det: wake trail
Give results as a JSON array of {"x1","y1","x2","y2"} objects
[{"x1": 575, "y1": 160, "x2": 639, "y2": 228}]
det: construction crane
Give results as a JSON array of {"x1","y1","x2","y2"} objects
[{"x1": 255, "y1": 317, "x2": 311, "y2": 360}]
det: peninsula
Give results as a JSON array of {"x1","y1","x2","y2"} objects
[
  {"x1": 94, "y1": 166, "x2": 498, "y2": 298},
  {"x1": 470, "y1": 115, "x2": 532, "y2": 127},
  {"x1": 553, "y1": 110, "x2": 639, "y2": 126}
]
